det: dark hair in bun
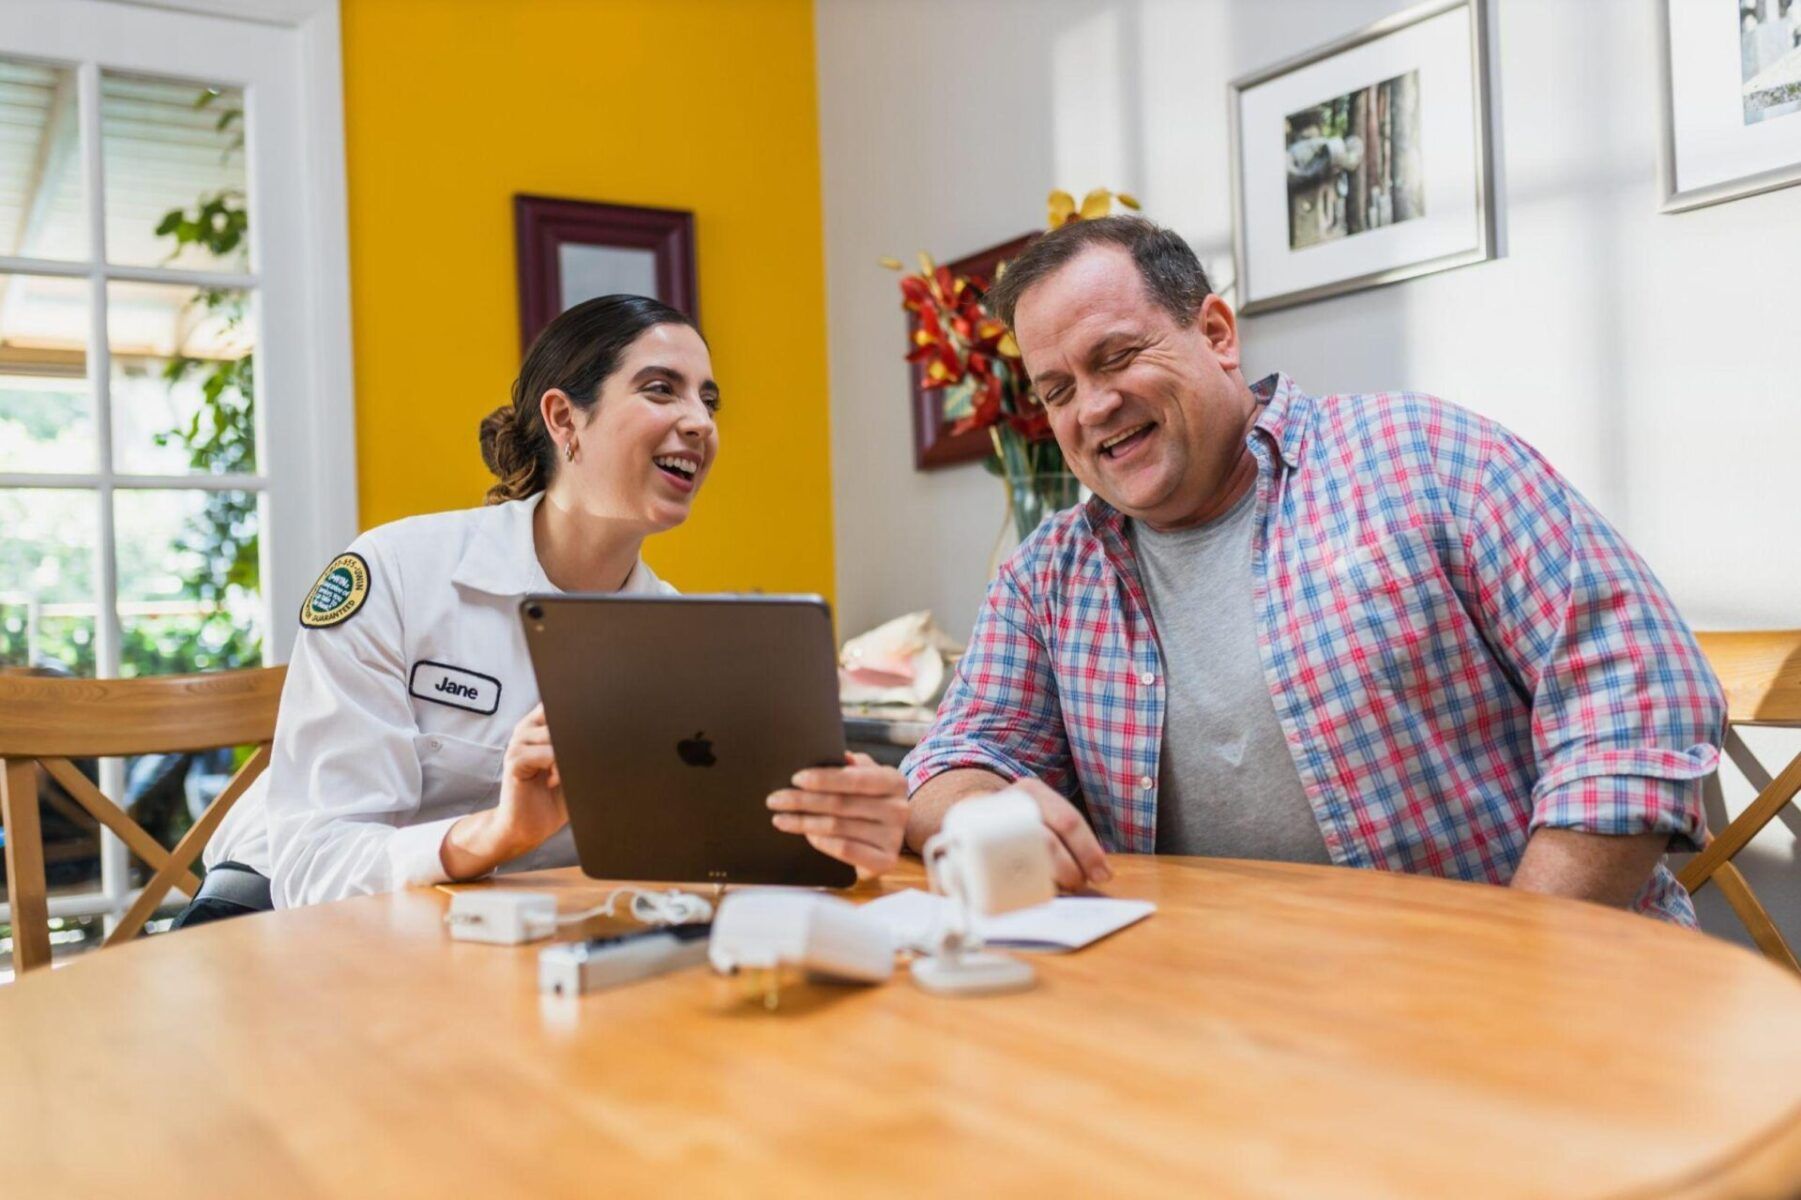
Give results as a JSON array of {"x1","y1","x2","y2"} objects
[{"x1": 478, "y1": 294, "x2": 699, "y2": 504}]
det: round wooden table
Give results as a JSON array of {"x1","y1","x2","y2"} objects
[{"x1": 4, "y1": 856, "x2": 1800, "y2": 1198}]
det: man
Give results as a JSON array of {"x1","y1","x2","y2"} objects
[{"x1": 901, "y1": 216, "x2": 1724, "y2": 922}]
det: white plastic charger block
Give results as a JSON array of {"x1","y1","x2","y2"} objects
[{"x1": 707, "y1": 890, "x2": 893, "y2": 983}]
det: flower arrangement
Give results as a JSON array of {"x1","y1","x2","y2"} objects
[{"x1": 883, "y1": 188, "x2": 1139, "y2": 544}]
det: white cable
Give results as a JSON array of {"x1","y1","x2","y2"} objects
[{"x1": 555, "y1": 887, "x2": 714, "y2": 928}]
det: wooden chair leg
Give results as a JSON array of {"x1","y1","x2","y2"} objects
[
  {"x1": 1713, "y1": 860, "x2": 1801, "y2": 974},
  {"x1": 2, "y1": 758, "x2": 52, "y2": 974},
  {"x1": 1724, "y1": 728, "x2": 1801, "y2": 841},
  {"x1": 1679, "y1": 751, "x2": 1801, "y2": 893},
  {"x1": 105, "y1": 744, "x2": 270, "y2": 946}
]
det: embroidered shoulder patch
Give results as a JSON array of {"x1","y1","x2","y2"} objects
[{"x1": 300, "y1": 552, "x2": 371, "y2": 629}]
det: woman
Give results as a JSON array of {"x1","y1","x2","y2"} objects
[{"x1": 186, "y1": 295, "x2": 907, "y2": 921}]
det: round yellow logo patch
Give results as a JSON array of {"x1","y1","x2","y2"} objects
[{"x1": 300, "y1": 552, "x2": 370, "y2": 629}]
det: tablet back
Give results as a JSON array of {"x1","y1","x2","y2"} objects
[{"x1": 521, "y1": 594, "x2": 855, "y2": 888}]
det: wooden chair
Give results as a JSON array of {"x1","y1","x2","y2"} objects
[
  {"x1": 1679, "y1": 631, "x2": 1801, "y2": 972},
  {"x1": 0, "y1": 667, "x2": 284, "y2": 974}
]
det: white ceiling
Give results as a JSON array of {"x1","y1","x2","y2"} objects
[{"x1": 0, "y1": 57, "x2": 248, "y2": 363}]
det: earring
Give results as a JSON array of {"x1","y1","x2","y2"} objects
[{"x1": 563, "y1": 439, "x2": 577, "y2": 463}]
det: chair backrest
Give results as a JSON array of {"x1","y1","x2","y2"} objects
[
  {"x1": 1682, "y1": 632, "x2": 1801, "y2": 973},
  {"x1": 0, "y1": 667, "x2": 285, "y2": 759},
  {"x1": 1696, "y1": 630, "x2": 1801, "y2": 728},
  {"x1": 0, "y1": 666, "x2": 286, "y2": 976}
]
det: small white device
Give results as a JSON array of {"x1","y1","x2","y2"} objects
[
  {"x1": 707, "y1": 891, "x2": 894, "y2": 983},
  {"x1": 444, "y1": 890, "x2": 559, "y2": 945},
  {"x1": 912, "y1": 788, "x2": 1057, "y2": 996},
  {"x1": 538, "y1": 923, "x2": 713, "y2": 996}
]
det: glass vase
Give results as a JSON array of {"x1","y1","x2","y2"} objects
[
  {"x1": 988, "y1": 468, "x2": 1080, "y2": 579},
  {"x1": 1004, "y1": 470, "x2": 1081, "y2": 544}
]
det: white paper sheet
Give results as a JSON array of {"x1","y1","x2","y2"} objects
[{"x1": 860, "y1": 888, "x2": 1155, "y2": 954}]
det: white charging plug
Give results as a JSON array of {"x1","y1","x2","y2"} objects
[
  {"x1": 444, "y1": 890, "x2": 559, "y2": 945},
  {"x1": 707, "y1": 891, "x2": 893, "y2": 982}
]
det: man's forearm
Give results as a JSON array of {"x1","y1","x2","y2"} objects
[
  {"x1": 1510, "y1": 827, "x2": 1670, "y2": 908},
  {"x1": 904, "y1": 767, "x2": 1013, "y2": 852}
]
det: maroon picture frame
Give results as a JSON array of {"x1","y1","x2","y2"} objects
[
  {"x1": 513, "y1": 194, "x2": 698, "y2": 351},
  {"x1": 910, "y1": 232, "x2": 1039, "y2": 471}
]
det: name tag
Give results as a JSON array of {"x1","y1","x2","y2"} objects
[{"x1": 409, "y1": 660, "x2": 502, "y2": 715}]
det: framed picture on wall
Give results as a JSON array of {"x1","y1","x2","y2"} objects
[
  {"x1": 911, "y1": 232, "x2": 1037, "y2": 471},
  {"x1": 513, "y1": 195, "x2": 698, "y2": 350},
  {"x1": 1228, "y1": 0, "x2": 1500, "y2": 316},
  {"x1": 1658, "y1": 0, "x2": 1801, "y2": 213}
]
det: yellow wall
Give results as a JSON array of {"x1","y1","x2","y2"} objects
[{"x1": 340, "y1": 0, "x2": 833, "y2": 600}]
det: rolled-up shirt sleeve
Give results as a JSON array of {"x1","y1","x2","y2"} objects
[
  {"x1": 266, "y1": 538, "x2": 453, "y2": 907},
  {"x1": 902, "y1": 560, "x2": 1077, "y2": 798},
  {"x1": 1460, "y1": 427, "x2": 1724, "y2": 849}
]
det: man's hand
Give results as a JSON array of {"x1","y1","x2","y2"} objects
[
  {"x1": 441, "y1": 704, "x2": 568, "y2": 881},
  {"x1": 766, "y1": 752, "x2": 909, "y2": 879},
  {"x1": 1011, "y1": 777, "x2": 1112, "y2": 890},
  {"x1": 907, "y1": 767, "x2": 1111, "y2": 890}
]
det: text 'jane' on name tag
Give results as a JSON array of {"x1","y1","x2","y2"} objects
[{"x1": 409, "y1": 660, "x2": 502, "y2": 715}]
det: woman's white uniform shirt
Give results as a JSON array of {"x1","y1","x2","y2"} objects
[{"x1": 206, "y1": 494, "x2": 673, "y2": 907}]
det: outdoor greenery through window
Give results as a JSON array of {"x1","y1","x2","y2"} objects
[{"x1": 1, "y1": 60, "x2": 264, "y2": 974}]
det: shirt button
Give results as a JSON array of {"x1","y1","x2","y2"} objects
[
  {"x1": 428, "y1": 736, "x2": 442, "y2": 751},
  {"x1": 1139, "y1": 671, "x2": 1155, "y2": 686},
  {"x1": 1140, "y1": 776, "x2": 1154, "y2": 791}
]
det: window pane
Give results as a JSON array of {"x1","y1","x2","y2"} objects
[
  {"x1": 109, "y1": 281, "x2": 254, "y2": 475},
  {"x1": 0, "y1": 58, "x2": 87, "y2": 261},
  {"x1": 0, "y1": 272, "x2": 92, "y2": 473},
  {"x1": 101, "y1": 72, "x2": 248, "y2": 272},
  {"x1": 0, "y1": 488, "x2": 99, "y2": 677},
  {"x1": 0, "y1": 917, "x2": 110, "y2": 983},
  {"x1": 114, "y1": 488, "x2": 262, "y2": 677}
]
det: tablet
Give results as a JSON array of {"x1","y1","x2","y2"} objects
[{"x1": 520, "y1": 594, "x2": 855, "y2": 889}]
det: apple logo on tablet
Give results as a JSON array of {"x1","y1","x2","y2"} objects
[{"x1": 676, "y1": 731, "x2": 716, "y2": 768}]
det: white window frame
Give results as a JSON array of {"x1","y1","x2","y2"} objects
[{"x1": 0, "y1": 0, "x2": 354, "y2": 933}]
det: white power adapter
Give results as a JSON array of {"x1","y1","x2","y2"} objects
[
  {"x1": 707, "y1": 891, "x2": 893, "y2": 982},
  {"x1": 444, "y1": 890, "x2": 559, "y2": 945}
]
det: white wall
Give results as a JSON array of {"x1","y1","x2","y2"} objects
[{"x1": 815, "y1": 0, "x2": 1801, "y2": 949}]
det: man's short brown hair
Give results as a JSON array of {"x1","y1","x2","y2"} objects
[{"x1": 986, "y1": 214, "x2": 1214, "y2": 330}]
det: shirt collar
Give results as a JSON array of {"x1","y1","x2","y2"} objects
[
  {"x1": 450, "y1": 493, "x2": 666, "y2": 597},
  {"x1": 1079, "y1": 370, "x2": 1310, "y2": 543},
  {"x1": 1249, "y1": 371, "x2": 1308, "y2": 470}
]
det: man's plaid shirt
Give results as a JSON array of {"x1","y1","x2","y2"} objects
[{"x1": 903, "y1": 374, "x2": 1724, "y2": 923}]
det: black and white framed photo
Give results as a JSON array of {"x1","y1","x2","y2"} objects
[
  {"x1": 1229, "y1": 0, "x2": 1500, "y2": 316},
  {"x1": 1659, "y1": 0, "x2": 1801, "y2": 213}
]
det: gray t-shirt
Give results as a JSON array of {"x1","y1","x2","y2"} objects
[{"x1": 1129, "y1": 492, "x2": 1331, "y2": 863}]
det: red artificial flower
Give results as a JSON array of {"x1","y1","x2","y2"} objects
[
  {"x1": 899, "y1": 274, "x2": 933, "y2": 312},
  {"x1": 950, "y1": 373, "x2": 1005, "y2": 435},
  {"x1": 892, "y1": 258, "x2": 1041, "y2": 444},
  {"x1": 1007, "y1": 405, "x2": 1054, "y2": 442},
  {"x1": 923, "y1": 341, "x2": 963, "y2": 387}
]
